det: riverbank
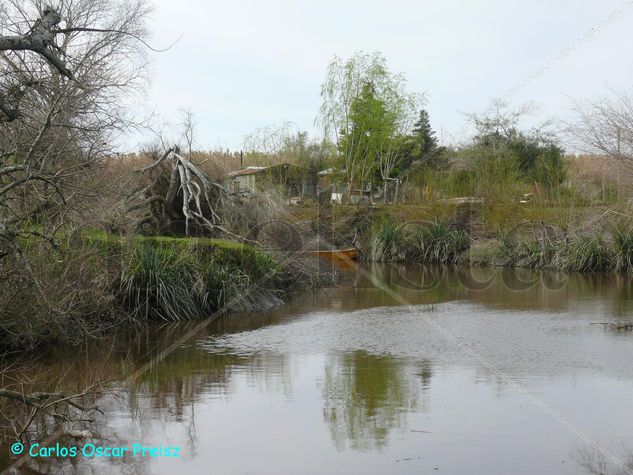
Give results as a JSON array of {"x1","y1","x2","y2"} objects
[
  {"x1": 0, "y1": 231, "x2": 322, "y2": 351},
  {"x1": 291, "y1": 202, "x2": 633, "y2": 273},
  {"x1": 3, "y1": 200, "x2": 632, "y2": 351}
]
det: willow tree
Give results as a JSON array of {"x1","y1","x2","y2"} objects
[{"x1": 317, "y1": 51, "x2": 423, "y2": 202}]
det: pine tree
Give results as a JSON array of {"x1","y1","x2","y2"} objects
[{"x1": 412, "y1": 109, "x2": 438, "y2": 158}]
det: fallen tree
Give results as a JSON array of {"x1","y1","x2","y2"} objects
[{"x1": 129, "y1": 146, "x2": 255, "y2": 240}]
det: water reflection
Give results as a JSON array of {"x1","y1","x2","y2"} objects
[
  {"x1": 3, "y1": 264, "x2": 633, "y2": 473},
  {"x1": 313, "y1": 263, "x2": 633, "y2": 317},
  {"x1": 321, "y1": 351, "x2": 431, "y2": 451}
]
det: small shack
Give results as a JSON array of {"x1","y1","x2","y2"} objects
[
  {"x1": 317, "y1": 168, "x2": 348, "y2": 203},
  {"x1": 227, "y1": 164, "x2": 317, "y2": 198}
]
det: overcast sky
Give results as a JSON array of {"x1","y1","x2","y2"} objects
[{"x1": 135, "y1": 0, "x2": 633, "y2": 152}]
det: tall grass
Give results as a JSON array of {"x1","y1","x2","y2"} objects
[
  {"x1": 360, "y1": 217, "x2": 470, "y2": 264},
  {"x1": 363, "y1": 218, "x2": 406, "y2": 262},
  {"x1": 498, "y1": 235, "x2": 555, "y2": 269},
  {"x1": 560, "y1": 235, "x2": 612, "y2": 273},
  {"x1": 406, "y1": 221, "x2": 470, "y2": 264},
  {"x1": 613, "y1": 226, "x2": 633, "y2": 273},
  {"x1": 120, "y1": 245, "x2": 209, "y2": 321},
  {"x1": 486, "y1": 231, "x2": 614, "y2": 273},
  {"x1": 117, "y1": 238, "x2": 281, "y2": 321}
]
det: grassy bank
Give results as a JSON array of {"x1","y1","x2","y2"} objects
[
  {"x1": 469, "y1": 226, "x2": 633, "y2": 273},
  {"x1": 351, "y1": 209, "x2": 633, "y2": 273},
  {"x1": 357, "y1": 216, "x2": 469, "y2": 264},
  {"x1": 0, "y1": 232, "x2": 291, "y2": 350}
]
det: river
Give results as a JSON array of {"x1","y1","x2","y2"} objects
[{"x1": 3, "y1": 264, "x2": 633, "y2": 474}]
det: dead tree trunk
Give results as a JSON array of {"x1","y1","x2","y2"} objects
[{"x1": 131, "y1": 147, "x2": 250, "y2": 240}]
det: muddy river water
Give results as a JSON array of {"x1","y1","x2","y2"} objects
[{"x1": 4, "y1": 264, "x2": 633, "y2": 474}]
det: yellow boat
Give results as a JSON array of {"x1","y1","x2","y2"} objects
[{"x1": 305, "y1": 248, "x2": 359, "y2": 261}]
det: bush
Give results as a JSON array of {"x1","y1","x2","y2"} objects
[
  {"x1": 361, "y1": 217, "x2": 406, "y2": 262},
  {"x1": 405, "y1": 220, "x2": 470, "y2": 264},
  {"x1": 613, "y1": 226, "x2": 633, "y2": 273},
  {"x1": 560, "y1": 234, "x2": 612, "y2": 272},
  {"x1": 0, "y1": 246, "x2": 120, "y2": 350}
]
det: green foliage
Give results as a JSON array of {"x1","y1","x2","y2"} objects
[
  {"x1": 362, "y1": 216, "x2": 406, "y2": 262},
  {"x1": 405, "y1": 221, "x2": 470, "y2": 264},
  {"x1": 319, "y1": 51, "x2": 423, "y2": 188},
  {"x1": 360, "y1": 217, "x2": 470, "y2": 264},
  {"x1": 338, "y1": 82, "x2": 395, "y2": 183},
  {"x1": 412, "y1": 109, "x2": 437, "y2": 155},
  {"x1": 560, "y1": 235, "x2": 612, "y2": 272},
  {"x1": 473, "y1": 119, "x2": 565, "y2": 191},
  {"x1": 402, "y1": 109, "x2": 447, "y2": 173},
  {"x1": 471, "y1": 147, "x2": 524, "y2": 201},
  {"x1": 613, "y1": 226, "x2": 633, "y2": 273}
]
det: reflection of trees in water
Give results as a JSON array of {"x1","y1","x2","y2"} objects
[
  {"x1": 126, "y1": 348, "x2": 295, "y2": 422},
  {"x1": 0, "y1": 323, "x2": 295, "y2": 474},
  {"x1": 4, "y1": 265, "x2": 633, "y2": 471},
  {"x1": 340, "y1": 263, "x2": 633, "y2": 318},
  {"x1": 322, "y1": 351, "x2": 431, "y2": 451}
]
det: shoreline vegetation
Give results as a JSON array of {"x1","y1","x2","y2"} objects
[
  {"x1": 0, "y1": 231, "x2": 324, "y2": 351},
  {"x1": 2, "y1": 7, "x2": 633, "y2": 356},
  {"x1": 5, "y1": 205, "x2": 633, "y2": 352},
  {"x1": 6, "y1": 3, "x2": 633, "y2": 463},
  {"x1": 352, "y1": 209, "x2": 633, "y2": 273}
]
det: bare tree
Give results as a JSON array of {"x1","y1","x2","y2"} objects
[
  {"x1": 568, "y1": 91, "x2": 633, "y2": 168},
  {"x1": 0, "y1": 0, "x2": 152, "y2": 249}
]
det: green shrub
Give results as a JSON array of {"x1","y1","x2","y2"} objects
[
  {"x1": 406, "y1": 220, "x2": 470, "y2": 264},
  {"x1": 560, "y1": 234, "x2": 612, "y2": 273},
  {"x1": 613, "y1": 226, "x2": 633, "y2": 273},
  {"x1": 361, "y1": 217, "x2": 407, "y2": 262}
]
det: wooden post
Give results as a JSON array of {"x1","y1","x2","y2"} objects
[{"x1": 617, "y1": 128, "x2": 621, "y2": 200}]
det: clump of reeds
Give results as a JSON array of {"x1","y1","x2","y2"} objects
[
  {"x1": 119, "y1": 244, "x2": 209, "y2": 321},
  {"x1": 359, "y1": 217, "x2": 470, "y2": 264},
  {"x1": 405, "y1": 220, "x2": 470, "y2": 264},
  {"x1": 497, "y1": 234, "x2": 556, "y2": 269},
  {"x1": 117, "y1": 238, "x2": 282, "y2": 322},
  {"x1": 612, "y1": 225, "x2": 633, "y2": 273},
  {"x1": 559, "y1": 234, "x2": 612, "y2": 273},
  {"x1": 361, "y1": 217, "x2": 407, "y2": 262}
]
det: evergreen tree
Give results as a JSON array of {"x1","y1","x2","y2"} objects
[
  {"x1": 400, "y1": 109, "x2": 446, "y2": 173},
  {"x1": 412, "y1": 109, "x2": 438, "y2": 158}
]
